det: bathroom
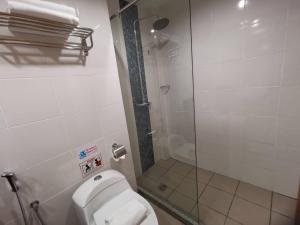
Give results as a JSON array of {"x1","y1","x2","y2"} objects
[{"x1": 0, "y1": 0, "x2": 299, "y2": 225}]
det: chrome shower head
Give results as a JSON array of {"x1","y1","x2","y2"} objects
[{"x1": 153, "y1": 17, "x2": 169, "y2": 30}]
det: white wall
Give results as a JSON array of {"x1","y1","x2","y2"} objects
[
  {"x1": 192, "y1": 0, "x2": 300, "y2": 198},
  {"x1": 0, "y1": 1, "x2": 136, "y2": 225}
]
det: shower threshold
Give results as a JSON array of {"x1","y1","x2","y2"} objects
[{"x1": 138, "y1": 185, "x2": 201, "y2": 225}]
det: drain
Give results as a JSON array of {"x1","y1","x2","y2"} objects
[{"x1": 158, "y1": 183, "x2": 168, "y2": 192}]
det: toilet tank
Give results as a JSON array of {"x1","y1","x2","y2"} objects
[{"x1": 72, "y1": 170, "x2": 131, "y2": 225}]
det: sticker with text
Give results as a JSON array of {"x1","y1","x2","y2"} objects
[
  {"x1": 79, "y1": 153, "x2": 103, "y2": 177},
  {"x1": 78, "y1": 145, "x2": 98, "y2": 161}
]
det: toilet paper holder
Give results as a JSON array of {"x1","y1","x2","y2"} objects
[{"x1": 112, "y1": 143, "x2": 127, "y2": 161}]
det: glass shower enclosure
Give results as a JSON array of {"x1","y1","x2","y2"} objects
[{"x1": 110, "y1": 0, "x2": 199, "y2": 224}]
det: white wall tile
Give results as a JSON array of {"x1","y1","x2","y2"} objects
[
  {"x1": 93, "y1": 73, "x2": 123, "y2": 109},
  {"x1": 194, "y1": 65, "x2": 218, "y2": 91},
  {"x1": 278, "y1": 117, "x2": 300, "y2": 148},
  {"x1": 219, "y1": 28, "x2": 243, "y2": 61},
  {"x1": 0, "y1": 45, "x2": 47, "y2": 79},
  {"x1": 216, "y1": 61, "x2": 244, "y2": 89},
  {"x1": 19, "y1": 151, "x2": 81, "y2": 202},
  {"x1": 243, "y1": 20, "x2": 285, "y2": 58},
  {"x1": 0, "y1": 129, "x2": 19, "y2": 171},
  {"x1": 0, "y1": 107, "x2": 6, "y2": 130},
  {"x1": 243, "y1": 116, "x2": 277, "y2": 144},
  {"x1": 231, "y1": 87, "x2": 279, "y2": 116},
  {"x1": 9, "y1": 117, "x2": 70, "y2": 170},
  {"x1": 242, "y1": 53, "x2": 282, "y2": 87},
  {"x1": 40, "y1": 183, "x2": 80, "y2": 225},
  {"x1": 99, "y1": 103, "x2": 127, "y2": 136},
  {"x1": 212, "y1": 0, "x2": 245, "y2": 31},
  {"x1": 196, "y1": 91, "x2": 214, "y2": 112},
  {"x1": 272, "y1": 160, "x2": 300, "y2": 198},
  {"x1": 288, "y1": 0, "x2": 300, "y2": 23},
  {"x1": 64, "y1": 110, "x2": 103, "y2": 148},
  {"x1": 279, "y1": 86, "x2": 300, "y2": 118},
  {"x1": 0, "y1": 78, "x2": 60, "y2": 126},
  {"x1": 276, "y1": 146, "x2": 300, "y2": 164},
  {"x1": 282, "y1": 51, "x2": 300, "y2": 86},
  {"x1": 246, "y1": 0, "x2": 288, "y2": 24},
  {"x1": 239, "y1": 165, "x2": 274, "y2": 190},
  {"x1": 191, "y1": 0, "x2": 299, "y2": 198},
  {"x1": 52, "y1": 76, "x2": 97, "y2": 115}
]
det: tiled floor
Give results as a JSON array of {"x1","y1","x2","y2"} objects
[
  {"x1": 151, "y1": 202, "x2": 183, "y2": 225},
  {"x1": 138, "y1": 158, "x2": 298, "y2": 225}
]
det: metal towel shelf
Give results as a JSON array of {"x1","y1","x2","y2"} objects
[{"x1": 0, "y1": 12, "x2": 94, "y2": 56}]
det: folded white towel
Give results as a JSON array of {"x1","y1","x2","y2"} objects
[
  {"x1": 16, "y1": 0, "x2": 78, "y2": 17},
  {"x1": 7, "y1": 0, "x2": 79, "y2": 25},
  {"x1": 104, "y1": 199, "x2": 147, "y2": 225}
]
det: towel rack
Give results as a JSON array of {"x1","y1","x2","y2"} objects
[{"x1": 0, "y1": 12, "x2": 94, "y2": 56}]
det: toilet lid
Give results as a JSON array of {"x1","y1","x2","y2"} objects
[{"x1": 93, "y1": 189, "x2": 158, "y2": 225}]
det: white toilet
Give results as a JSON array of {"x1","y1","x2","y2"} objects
[{"x1": 72, "y1": 170, "x2": 158, "y2": 225}]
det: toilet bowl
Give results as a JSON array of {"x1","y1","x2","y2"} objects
[{"x1": 72, "y1": 170, "x2": 158, "y2": 225}]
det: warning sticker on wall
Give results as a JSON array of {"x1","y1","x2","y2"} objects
[
  {"x1": 77, "y1": 145, "x2": 98, "y2": 162},
  {"x1": 79, "y1": 153, "x2": 103, "y2": 177}
]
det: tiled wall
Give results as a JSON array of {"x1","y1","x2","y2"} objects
[
  {"x1": 0, "y1": 0, "x2": 136, "y2": 225},
  {"x1": 192, "y1": 0, "x2": 300, "y2": 198},
  {"x1": 120, "y1": 0, "x2": 155, "y2": 172}
]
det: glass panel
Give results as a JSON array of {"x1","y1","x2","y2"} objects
[{"x1": 110, "y1": 0, "x2": 198, "y2": 224}]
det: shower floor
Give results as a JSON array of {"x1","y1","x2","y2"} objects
[{"x1": 137, "y1": 158, "x2": 297, "y2": 225}]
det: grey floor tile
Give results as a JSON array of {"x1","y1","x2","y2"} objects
[
  {"x1": 236, "y1": 182, "x2": 272, "y2": 208},
  {"x1": 229, "y1": 197, "x2": 270, "y2": 225},
  {"x1": 272, "y1": 193, "x2": 297, "y2": 219},
  {"x1": 199, "y1": 186, "x2": 234, "y2": 215},
  {"x1": 144, "y1": 164, "x2": 168, "y2": 180},
  {"x1": 209, "y1": 174, "x2": 239, "y2": 194},
  {"x1": 138, "y1": 176, "x2": 174, "y2": 199},
  {"x1": 159, "y1": 170, "x2": 185, "y2": 189},
  {"x1": 151, "y1": 203, "x2": 183, "y2": 225},
  {"x1": 192, "y1": 204, "x2": 226, "y2": 225},
  {"x1": 187, "y1": 167, "x2": 214, "y2": 183},
  {"x1": 168, "y1": 161, "x2": 193, "y2": 176},
  {"x1": 225, "y1": 218, "x2": 242, "y2": 225},
  {"x1": 176, "y1": 178, "x2": 206, "y2": 200},
  {"x1": 156, "y1": 158, "x2": 177, "y2": 169},
  {"x1": 270, "y1": 212, "x2": 295, "y2": 225},
  {"x1": 168, "y1": 191, "x2": 196, "y2": 214}
]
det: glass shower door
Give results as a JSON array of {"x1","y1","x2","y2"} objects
[{"x1": 110, "y1": 0, "x2": 199, "y2": 224}]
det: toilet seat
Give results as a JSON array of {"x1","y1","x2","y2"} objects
[{"x1": 93, "y1": 189, "x2": 158, "y2": 225}]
